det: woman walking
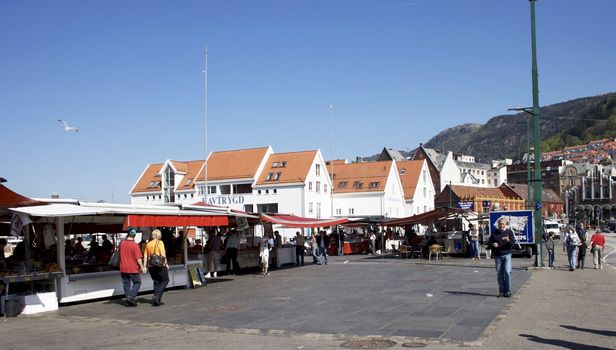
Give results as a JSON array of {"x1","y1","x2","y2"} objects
[{"x1": 144, "y1": 229, "x2": 169, "y2": 306}]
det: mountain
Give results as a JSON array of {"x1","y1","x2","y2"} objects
[{"x1": 423, "y1": 92, "x2": 616, "y2": 163}]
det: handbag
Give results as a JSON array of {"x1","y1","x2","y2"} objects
[
  {"x1": 108, "y1": 242, "x2": 121, "y2": 269},
  {"x1": 149, "y1": 241, "x2": 166, "y2": 267}
]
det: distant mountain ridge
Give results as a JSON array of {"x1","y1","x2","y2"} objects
[{"x1": 364, "y1": 92, "x2": 616, "y2": 163}]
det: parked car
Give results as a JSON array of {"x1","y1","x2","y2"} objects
[{"x1": 543, "y1": 219, "x2": 560, "y2": 239}]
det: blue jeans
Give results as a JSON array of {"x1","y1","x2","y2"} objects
[
  {"x1": 547, "y1": 249, "x2": 555, "y2": 267},
  {"x1": 121, "y1": 273, "x2": 142, "y2": 301},
  {"x1": 567, "y1": 245, "x2": 577, "y2": 270},
  {"x1": 494, "y1": 254, "x2": 512, "y2": 295},
  {"x1": 318, "y1": 246, "x2": 328, "y2": 264},
  {"x1": 470, "y1": 241, "x2": 480, "y2": 258}
]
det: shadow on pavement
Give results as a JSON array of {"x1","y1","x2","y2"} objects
[
  {"x1": 443, "y1": 290, "x2": 497, "y2": 297},
  {"x1": 519, "y1": 333, "x2": 614, "y2": 350},
  {"x1": 561, "y1": 325, "x2": 616, "y2": 337}
]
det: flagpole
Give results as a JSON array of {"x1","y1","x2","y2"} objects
[{"x1": 203, "y1": 48, "x2": 209, "y2": 204}]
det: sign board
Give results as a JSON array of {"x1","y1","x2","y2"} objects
[
  {"x1": 489, "y1": 210, "x2": 534, "y2": 245},
  {"x1": 237, "y1": 216, "x2": 249, "y2": 231},
  {"x1": 456, "y1": 201, "x2": 474, "y2": 210},
  {"x1": 187, "y1": 264, "x2": 202, "y2": 288}
]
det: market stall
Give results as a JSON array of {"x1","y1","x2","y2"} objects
[
  {"x1": 7, "y1": 200, "x2": 244, "y2": 305},
  {"x1": 260, "y1": 214, "x2": 349, "y2": 263}
]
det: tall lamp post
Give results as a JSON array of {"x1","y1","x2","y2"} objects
[
  {"x1": 506, "y1": 1, "x2": 543, "y2": 267},
  {"x1": 530, "y1": 0, "x2": 543, "y2": 268}
]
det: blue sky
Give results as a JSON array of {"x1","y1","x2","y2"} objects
[{"x1": 1, "y1": 0, "x2": 615, "y2": 203}]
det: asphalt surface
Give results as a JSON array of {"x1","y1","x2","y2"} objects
[{"x1": 2, "y1": 237, "x2": 615, "y2": 350}]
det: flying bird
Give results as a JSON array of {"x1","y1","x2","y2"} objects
[{"x1": 57, "y1": 119, "x2": 79, "y2": 132}]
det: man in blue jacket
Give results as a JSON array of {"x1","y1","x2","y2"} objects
[{"x1": 488, "y1": 218, "x2": 516, "y2": 298}]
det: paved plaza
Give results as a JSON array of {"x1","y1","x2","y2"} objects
[{"x1": 2, "y1": 243, "x2": 616, "y2": 349}]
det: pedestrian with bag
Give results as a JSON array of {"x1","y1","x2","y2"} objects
[
  {"x1": 144, "y1": 229, "x2": 169, "y2": 306},
  {"x1": 259, "y1": 233, "x2": 273, "y2": 275},
  {"x1": 204, "y1": 231, "x2": 224, "y2": 278},
  {"x1": 292, "y1": 231, "x2": 305, "y2": 266},
  {"x1": 565, "y1": 228, "x2": 581, "y2": 271},
  {"x1": 119, "y1": 228, "x2": 146, "y2": 307},
  {"x1": 488, "y1": 218, "x2": 516, "y2": 298},
  {"x1": 468, "y1": 224, "x2": 480, "y2": 260}
]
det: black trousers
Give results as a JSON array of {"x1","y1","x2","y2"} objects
[
  {"x1": 225, "y1": 247, "x2": 240, "y2": 274},
  {"x1": 148, "y1": 266, "x2": 169, "y2": 300},
  {"x1": 295, "y1": 246, "x2": 305, "y2": 265}
]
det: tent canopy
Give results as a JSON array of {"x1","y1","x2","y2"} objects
[
  {"x1": 0, "y1": 184, "x2": 46, "y2": 209},
  {"x1": 384, "y1": 207, "x2": 471, "y2": 227},
  {"x1": 260, "y1": 214, "x2": 349, "y2": 228}
]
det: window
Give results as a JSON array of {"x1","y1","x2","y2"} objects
[
  {"x1": 400, "y1": 169, "x2": 406, "y2": 175},
  {"x1": 309, "y1": 202, "x2": 313, "y2": 213},
  {"x1": 336, "y1": 208, "x2": 341, "y2": 215},
  {"x1": 316, "y1": 181, "x2": 321, "y2": 193},
  {"x1": 257, "y1": 203, "x2": 278, "y2": 213},
  {"x1": 233, "y1": 184, "x2": 252, "y2": 194},
  {"x1": 266, "y1": 173, "x2": 274, "y2": 181},
  {"x1": 257, "y1": 189, "x2": 262, "y2": 195},
  {"x1": 272, "y1": 162, "x2": 279, "y2": 168},
  {"x1": 190, "y1": 194, "x2": 194, "y2": 198},
  {"x1": 353, "y1": 181, "x2": 363, "y2": 189},
  {"x1": 208, "y1": 186, "x2": 217, "y2": 194},
  {"x1": 338, "y1": 181, "x2": 348, "y2": 189},
  {"x1": 423, "y1": 170, "x2": 427, "y2": 182},
  {"x1": 273, "y1": 172, "x2": 282, "y2": 181},
  {"x1": 316, "y1": 164, "x2": 321, "y2": 176},
  {"x1": 423, "y1": 188, "x2": 427, "y2": 198},
  {"x1": 369, "y1": 182, "x2": 379, "y2": 188},
  {"x1": 244, "y1": 204, "x2": 254, "y2": 212},
  {"x1": 348, "y1": 208, "x2": 355, "y2": 215},
  {"x1": 272, "y1": 161, "x2": 286, "y2": 168},
  {"x1": 184, "y1": 178, "x2": 193, "y2": 186},
  {"x1": 316, "y1": 203, "x2": 321, "y2": 218},
  {"x1": 324, "y1": 184, "x2": 328, "y2": 193},
  {"x1": 280, "y1": 161, "x2": 287, "y2": 167},
  {"x1": 146, "y1": 196, "x2": 149, "y2": 200},
  {"x1": 219, "y1": 185, "x2": 231, "y2": 194},
  {"x1": 309, "y1": 182, "x2": 313, "y2": 191},
  {"x1": 265, "y1": 189, "x2": 270, "y2": 194},
  {"x1": 273, "y1": 189, "x2": 277, "y2": 194}
]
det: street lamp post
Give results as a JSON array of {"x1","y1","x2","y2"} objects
[{"x1": 530, "y1": 0, "x2": 544, "y2": 267}]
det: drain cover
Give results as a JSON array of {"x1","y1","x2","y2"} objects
[
  {"x1": 340, "y1": 339, "x2": 397, "y2": 349},
  {"x1": 401, "y1": 341, "x2": 428, "y2": 348}
]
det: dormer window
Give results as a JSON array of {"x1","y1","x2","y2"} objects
[
  {"x1": 338, "y1": 181, "x2": 348, "y2": 189},
  {"x1": 369, "y1": 182, "x2": 379, "y2": 188},
  {"x1": 353, "y1": 181, "x2": 363, "y2": 189},
  {"x1": 280, "y1": 161, "x2": 286, "y2": 167},
  {"x1": 272, "y1": 161, "x2": 287, "y2": 168},
  {"x1": 266, "y1": 173, "x2": 274, "y2": 181},
  {"x1": 272, "y1": 162, "x2": 279, "y2": 168},
  {"x1": 274, "y1": 172, "x2": 282, "y2": 181},
  {"x1": 184, "y1": 178, "x2": 193, "y2": 186},
  {"x1": 400, "y1": 169, "x2": 406, "y2": 175}
]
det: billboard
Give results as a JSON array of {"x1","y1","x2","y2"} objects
[{"x1": 489, "y1": 210, "x2": 534, "y2": 245}]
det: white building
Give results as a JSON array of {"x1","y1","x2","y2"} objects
[
  {"x1": 397, "y1": 159, "x2": 436, "y2": 216},
  {"x1": 130, "y1": 147, "x2": 331, "y2": 219},
  {"x1": 330, "y1": 160, "x2": 407, "y2": 219}
]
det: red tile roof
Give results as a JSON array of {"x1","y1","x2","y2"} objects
[
  {"x1": 397, "y1": 160, "x2": 424, "y2": 200},
  {"x1": 332, "y1": 161, "x2": 392, "y2": 193},
  {"x1": 255, "y1": 150, "x2": 318, "y2": 185},
  {"x1": 198, "y1": 147, "x2": 270, "y2": 181},
  {"x1": 131, "y1": 163, "x2": 164, "y2": 193}
]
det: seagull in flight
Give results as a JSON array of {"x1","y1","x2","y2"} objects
[{"x1": 57, "y1": 119, "x2": 79, "y2": 132}]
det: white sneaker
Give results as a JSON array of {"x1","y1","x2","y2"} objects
[
  {"x1": 204, "y1": 272, "x2": 211, "y2": 278},
  {"x1": 213, "y1": 272, "x2": 218, "y2": 278}
]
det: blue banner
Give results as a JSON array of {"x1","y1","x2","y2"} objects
[
  {"x1": 489, "y1": 210, "x2": 534, "y2": 244},
  {"x1": 456, "y1": 201, "x2": 474, "y2": 210}
]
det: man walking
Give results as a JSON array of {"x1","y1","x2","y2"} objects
[
  {"x1": 590, "y1": 230, "x2": 606, "y2": 269},
  {"x1": 317, "y1": 230, "x2": 329, "y2": 265},
  {"x1": 119, "y1": 229, "x2": 146, "y2": 307},
  {"x1": 488, "y1": 218, "x2": 516, "y2": 298}
]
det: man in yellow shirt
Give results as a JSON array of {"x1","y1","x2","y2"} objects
[{"x1": 144, "y1": 229, "x2": 169, "y2": 306}]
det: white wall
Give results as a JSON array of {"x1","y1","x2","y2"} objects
[
  {"x1": 405, "y1": 161, "x2": 436, "y2": 216},
  {"x1": 439, "y1": 152, "x2": 459, "y2": 191}
]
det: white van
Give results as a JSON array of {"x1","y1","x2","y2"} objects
[{"x1": 543, "y1": 219, "x2": 560, "y2": 239}]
